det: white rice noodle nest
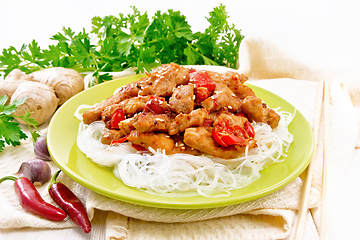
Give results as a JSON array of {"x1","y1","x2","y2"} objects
[{"x1": 75, "y1": 105, "x2": 295, "y2": 198}]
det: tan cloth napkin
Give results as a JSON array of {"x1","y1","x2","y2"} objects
[{"x1": 0, "y1": 34, "x2": 358, "y2": 240}]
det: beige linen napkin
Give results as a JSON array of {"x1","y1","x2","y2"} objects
[{"x1": 0, "y1": 34, "x2": 358, "y2": 240}]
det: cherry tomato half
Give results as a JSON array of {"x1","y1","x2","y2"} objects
[
  {"x1": 190, "y1": 70, "x2": 216, "y2": 93},
  {"x1": 144, "y1": 96, "x2": 167, "y2": 114},
  {"x1": 212, "y1": 120, "x2": 249, "y2": 147},
  {"x1": 244, "y1": 121, "x2": 255, "y2": 138},
  {"x1": 110, "y1": 109, "x2": 125, "y2": 129},
  {"x1": 195, "y1": 87, "x2": 210, "y2": 102},
  {"x1": 235, "y1": 111, "x2": 246, "y2": 118},
  {"x1": 212, "y1": 124, "x2": 229, "y2": 147}
]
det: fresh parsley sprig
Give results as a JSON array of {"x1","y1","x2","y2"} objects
[
  {"x1": 0, "y1": 95, "x2": 40, "y2": 152},
  {"x1": 0, "y1": 4, "x2": 244, "y2": 87}
]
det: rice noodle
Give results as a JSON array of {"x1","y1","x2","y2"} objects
[
  {"x1": 73, "y1": 104, "x2": 94, "y2": 122},
  {"x1": 75, "y1": 105, "x2": 295, "y2": 197}
]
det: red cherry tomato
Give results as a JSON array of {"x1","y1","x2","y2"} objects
[
  {"x1": 244, "y1": 121, "x2": 255, "y2": 138},
  {"x1": 212, "y1": 120, "x2": 250, "y2": 147},
  {"x1": 231, "y1": 125, "x2": 247, "y2": 138},
  {"x1": 190, "y1": 70, "x2": 216, "y2": 93},
  {"x1": 195, "y1": 87, "x2": 210, "y2": 102},
  {"x1": 110, "y1": 109, "x2": 125, "y2": 129},
  {"x1": 235, "y1": 111, "x2": 246, "y2": 118},
  {"x1": 212, "y1": 124, "x2": 229, "y2": 147},
  {"x1": 144, "y1": 96, "x2": 167, "y2": 114},
  {"x1": 221, "y1": 132, "x2": 246, "y2": 146}
]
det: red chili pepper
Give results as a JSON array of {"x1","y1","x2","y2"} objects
[
  {"x1": 190, "y1": 70, "x2": 216, "y2": 93},
  {"x1": 110, "y1": 108, "x2": 125, "y2": 129},
  {"x1": 0, "y1": 176, "x2": 67, "y2": 221},
  {"x1": 48, "y1": 170, "x2": 91, "y2": 233},
  {"x1": 111, "y1": 134, "x2": 130, "y2": 145},
  {"x1": 131, "y1": 143, "x2": 147, "y2": 152},
  {"x1": 144, "y1": 96, "x2": 167, "y2": 114}
]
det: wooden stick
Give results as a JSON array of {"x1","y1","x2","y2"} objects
[
  {"x1": 293, "y1": 81, "x2": 325, "y2": 240},
  {"x1": 320, "y1": 81, "x2": 330, "y2": 240}
]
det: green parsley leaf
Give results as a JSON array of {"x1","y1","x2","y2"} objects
[
  {"x1": 184, "y1": 46, "x2": 199, "y2": 65},
  {"x1": 0, "y1": 96, "x2": 40, "y2": 152}
]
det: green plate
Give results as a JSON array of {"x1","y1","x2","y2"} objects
[{"x1": 47, "y1": 75, "x2": 314, "y2": 209}]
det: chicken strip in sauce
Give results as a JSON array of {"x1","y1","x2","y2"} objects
[
  {"x1": 134, "y1": 113, "x2": 172, "y2": 133},
  {"x1": 201, "y1": 82, "x2": 242, "y2": 112},
  {"x1": 82, "y1": 80, "x2": 141, "y2": 124},
  {"x1": 101, "y1": 115, "x2": 139, "y2": 144},
  {"x1": 220, "y1": 71, "x2": 255, "y2": 99},
  {"x1": 168, "y1": 108, "x2": 208, "y2": 135},
  {"x1": 168, "y1": 84, "x2": 195, "y2": 114},
  {"x1": 139, "y1": 63, "x2": 190, "y2": 97},
  {"x1": 241, "y1": 96, "x2": 280, "y2": 128},
  {"x1": 127, "y1": 131, "x2": 174, "y2": 154},
  {"x1": 183, "y1": 127, "x2": 252, "y2": 159}
]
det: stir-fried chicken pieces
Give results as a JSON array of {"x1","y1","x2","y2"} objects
[
  {"x1": 101, "y1": 96, "x2": 151, "y2": 128},
  {"x1": 220, "y1": 71, "x2": 256, "y2": 99},
  {"x1": 127, "y1": 131, "x2": 175, "y2": 154},
  {"x1": 183, "y1": 127, "x2": 252, "y2": 159},
  {"x1": 201, "y1": 82, "x2": 242, "y2": 112},
  {"x1": 169, "y1": 84, "x2": 195, "y2": 114},
  {"x1": 168, "y1": 108, "x2": 208, "y2": 135},
  {"x1": 134, "y1": 113, "x2": 171, "y2": 133},
  {"x1": 82, "y1": 80, "x2": 141, "y2": 124},
  {"x1": 241, "y1": 96, "x2": 280, "y2": 128},
  {"x1": 82, "y1": 63, "x2": 280, "y2": 159},
  {"x1": 138, "y1": 63, "x2": 190, "y2": 96}
]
